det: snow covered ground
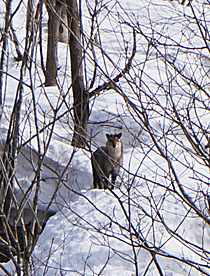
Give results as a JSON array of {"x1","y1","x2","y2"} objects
[{"x1": 1, "y1": 0, "x2": 210, "y2": 275}]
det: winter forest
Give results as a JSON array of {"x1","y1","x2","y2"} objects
[{"x1": 0, "y1": 0, "x2": 210, "y2": 275}]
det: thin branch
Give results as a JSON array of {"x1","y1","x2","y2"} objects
[{"x1": 89, "y1": 28, "x2": 136, "y2": 98}]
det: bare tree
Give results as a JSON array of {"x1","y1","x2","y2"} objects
[
  {"x1": 66, "y1": 0, "x2": 90, "y2": 148},
  {"x1": 44, "y1": 0, "x2": 89, "y2": 148},
  {"x1": 0, "y1": 0, "x2": 12, "y2": 108},
  {"x1": 44, "y1": 0, "x2": 64, "y2": 86}
]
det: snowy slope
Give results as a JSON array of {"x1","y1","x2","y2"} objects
[{"x1": 1, "y1": 0, "x2": 210, "y2": 275}]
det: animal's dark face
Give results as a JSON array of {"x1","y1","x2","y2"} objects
[{"x1": 106, "y1": 133, "x2": 122, "y2": 149}]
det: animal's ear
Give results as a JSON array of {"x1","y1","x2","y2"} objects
[
  {"x1": 117, "y1": 133, "x2": 122, "y2": 139},
  {"x1": 106, "y1": 134, "x2": 111, "y2": 140}
]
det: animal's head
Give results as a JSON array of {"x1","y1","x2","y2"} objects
[{"x1": 106, "y1": 133, "x2": 122, "y2": 149}]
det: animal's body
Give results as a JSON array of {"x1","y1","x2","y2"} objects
[{"x1": 91, "y1": 133, "x2": 123, "y2": 189}]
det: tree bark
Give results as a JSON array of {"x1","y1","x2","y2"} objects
[
  {"x1": 45, "y1": 0, "x2": 63, "y2": 86},
  {"x1": 66, "y1": 0, "x2": 89, "y2": 148}
]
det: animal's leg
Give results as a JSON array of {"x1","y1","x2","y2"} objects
[
  {"x1": 103, "y1": 175, "x2": 109, "y2": 189},
  {"x1": 92, "y1": 162, "x2": 102, "y2": 189},
  {"x1": 111, "y1": 170, "x2": 118, "y2": 190}
]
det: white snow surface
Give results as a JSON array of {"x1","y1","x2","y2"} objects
[{"x1": 1, "y1": 0, "x2": 210, "y2": 275}]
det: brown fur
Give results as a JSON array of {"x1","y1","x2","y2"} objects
[{"x1": 91, "y1": 133, "x2": 123, "y2": 189}]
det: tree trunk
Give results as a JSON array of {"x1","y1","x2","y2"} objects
[
  {"x1": 45, "y1": 0, "x2": 63, "y2": 86},
  {"x1": 0, "y1": 0, "x2": 12, "y2": 107},
  {"x1": 66, "y1": 0, "x2": 89, "y2": 148}
]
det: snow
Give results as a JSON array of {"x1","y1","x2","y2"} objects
[{"x1": 1, "y1": 0, "x2": 210, "y2": 275}]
